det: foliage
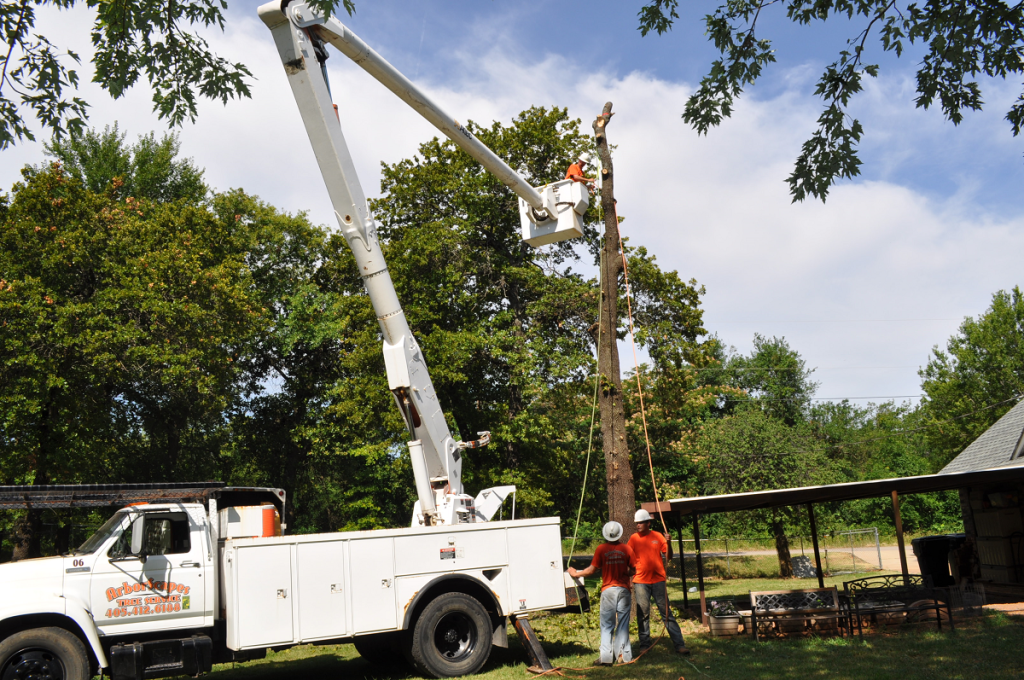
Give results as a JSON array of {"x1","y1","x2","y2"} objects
[
  {"x1": 919, "y1": 287, "x2": 1024, "y2": 470},
  {"x1": 0, "y1": 0, "x2": 314, "y2": 149},
  {"x1": 0, "y1": 161, "x2": 270, "y2": 494},
  {"x1": 809, "y1": 402, "x2": 961, "y2": 533},
  {"x1": 42, "y1": 124, "x2": 207, "y2": 203},
  {"x1": 695, "y1": 409, "x2": 833, "y2": 507},
  {"x1": 724, "y1": 334, "x2": 819, "y2": 426},
  {"x1": 638, "y1": 0, "x2": 1024, "y2": 202}
]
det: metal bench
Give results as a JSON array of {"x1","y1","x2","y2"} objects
[
  {"x1": 749, "y1": 587, "x2": 846, "y2": 640},
  {"x1": 843, "y1": 574, "x2": 953, "y2": 637}
]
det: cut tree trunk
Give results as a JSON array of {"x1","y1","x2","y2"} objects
[{"x1": 592, "y1": 102, "x2": 637, "y2": 539}]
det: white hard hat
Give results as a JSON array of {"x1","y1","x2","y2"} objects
[
  {"x1": 577, "y1": 154, "x2": 591, "y2": 165},
  {"x1": 602, "y1": 521, "x2": 624, "y2": 542},
  {"x1": 634, "y1": 508, "x2": 652, "y2": 523}
]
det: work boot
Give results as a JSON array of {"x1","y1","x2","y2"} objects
[
  {"x1": 675, "y1": 645, "x2": 690, "y2": 655},
  {"x1": 591, "y1": 659, "x2": 612, "y2": 666}
]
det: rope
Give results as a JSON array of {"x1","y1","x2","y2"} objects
[
  {"x1": 613, "y1": 203, "x2": 669, "y2": 539},
  {"x1": 565, "y1": 228, "x2": 605, "y2": 651},
  {"x1": 536, "y1": 195, "x2": 681, "y2": 678}
]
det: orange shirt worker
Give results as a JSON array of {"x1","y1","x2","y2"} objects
[
  {"x1": 568, "y1": 521, "x2": 635, "y2": 665},
  {"x1": 565, "y1": 155, "x2": 595, "y2": 187},
  {"x1": 627, "y1": 509, "x2": 689, "y2": 655}
]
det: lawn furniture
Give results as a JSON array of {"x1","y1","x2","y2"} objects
[
  {"x1": 748, "y1": 587, "x2": 847, "y2": 641},
  {"x1": 843, "y1": 574, "x2": 953, "y2": 637}
]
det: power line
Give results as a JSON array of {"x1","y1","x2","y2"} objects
[
  {"x1": 709, "y1": 395, "x2": 1023, "y2": 457},
  {"x1": 720, "y1": 395, "x2": 929, "y2": 401},
  {"x1": 711, "y1": 318, "x2": 958, "y2": 324}
]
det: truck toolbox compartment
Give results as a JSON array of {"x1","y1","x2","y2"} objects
[{"x1": 110, "y1": 635, "x2": 212, "y2": 680}]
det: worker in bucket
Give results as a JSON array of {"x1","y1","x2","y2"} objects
[
  {"x1": 628, "y1": 509, "x2": 690, "y2": 655},
  {"x1": 565, "y1": 155, "x2": 595, "y2": 187},
  {"x1": 567, "y1": 520, "x2": 635, "y2": 666}
]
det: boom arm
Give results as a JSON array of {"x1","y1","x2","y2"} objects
[{"x1": 258, "y1": 0, "x2": 584, "y2": 525}]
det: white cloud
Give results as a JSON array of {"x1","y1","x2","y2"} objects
[{"x1": 3, "y1": 3, "x2": 1021, "y2": 407}]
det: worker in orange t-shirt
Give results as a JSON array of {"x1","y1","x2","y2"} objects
[
  {"x1": 565, "y1": 156, "x2": 595, "y2": 188},
  {"x1": 627, "y1": 509, "x2": 689, "y2": 655},
  {"x1": 568, "y1": 521, "x2": 635, "y2": 665}
]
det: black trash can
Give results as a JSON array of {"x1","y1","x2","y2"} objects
[{"x1": 911, "y1": 534, "x2": 965, "y2": 587}]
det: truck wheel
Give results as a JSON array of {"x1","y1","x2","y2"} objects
[
  {"x1": 409, "y1": 593, "x2": 491, "y2": 678},
  {"x1": 353, "y1": 632, "x2": 402, "y2": 665},
  {"x1": 0, "y1": 627, "x2": 90, "y2": 680}
]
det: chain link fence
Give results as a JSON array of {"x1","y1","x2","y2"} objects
[{"x1": 663, "y1": 528, "x2": 884, "y2": 580}]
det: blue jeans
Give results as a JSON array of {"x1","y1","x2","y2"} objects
[
  {"x1": 599, "y1": 586, "x2": 632, "y2": 663},
  {"x1": 634, "y1": 581, "x2": 686, "y2": 649}
]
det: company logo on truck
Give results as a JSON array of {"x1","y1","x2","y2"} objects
[{"x1": 104, "y1": 580, "x2": 191, "y2": 618}]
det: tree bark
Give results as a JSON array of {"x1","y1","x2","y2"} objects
[
  {"x1": 13, "y1": 388, "x2": 56, "y2": 560},
  {"x1": 592, "y1": 102, "x2": 637, "y2": 539},
  {"x1": 772, "y1": 511, "x2": 794, "y2": 577}
]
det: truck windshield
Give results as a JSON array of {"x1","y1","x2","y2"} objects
[{"x1": 75, "y1": 511, "x2": 130, "y2": 555}]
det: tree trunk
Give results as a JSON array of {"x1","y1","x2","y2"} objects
[
  {"x1": 592, "y1": 102, "x2": 637, "y2": 539},
  {"x1": 13, "y1": 389, "x2": 56, "y2": 560},
  {"x1": 11, "y1": 512, "x2": 42, "y2": 561},
  {"x1": 772, "y1": 511, "x2": 794, "y2": 577}
]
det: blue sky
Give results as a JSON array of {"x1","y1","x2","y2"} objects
[{"x1": 4, "y1": 0, "x2": 1023, "y2": 408}]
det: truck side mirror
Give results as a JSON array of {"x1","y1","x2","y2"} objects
[{"x1": 130, "y1": 515, "x2": 145, "y2": 557}]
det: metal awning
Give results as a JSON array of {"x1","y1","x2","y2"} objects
[
  {"x1": 641, "y1": 465, "x2": 1024, "y2": 618},
  {"x1": 0, "y1": 482, "x2": 287, "y2": 518},
  {"x1": 641, "y1": 465, "x2": 1024, "y2": 517}
]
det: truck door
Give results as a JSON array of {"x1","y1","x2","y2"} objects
[{"x1": 91, "y1": 510, "x2": 208, "y2": 635}]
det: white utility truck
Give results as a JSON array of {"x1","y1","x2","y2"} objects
[{"x1": 0, "y1": 2, "x2": 590, "y2": 680}]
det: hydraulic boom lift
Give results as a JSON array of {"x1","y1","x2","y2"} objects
[{"x1": 258, "y1": 0, "x2": 589, "y2": 526}]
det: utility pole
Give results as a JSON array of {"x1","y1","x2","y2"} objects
[{"x1": 592, "y1": 102, "x2": 637, "y2": 539}]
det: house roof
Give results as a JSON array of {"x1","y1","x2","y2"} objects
[{"x1": 938, "y1": 398, "x2": 1024, "y2": 474}]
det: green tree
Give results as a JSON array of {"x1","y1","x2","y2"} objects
[
  {"x1": 694, "y1": 407, "x2": 833, "y2": 575},
  {"x1": 638, "y1": 0, "x2": 1024, "y2": 201},
  {"x1": 920, "y1": 287, "x2": 1024, "y2": 469},
  {"x1": 366, "y1": 106, "x2": 716, "y2": 527},
  {"x1": 0, "y1": 163, "x2": 265, "y2": 556},
  {"x1": 725, "y1": 334, "x2": 819, "y2": 426},
  {"x1": 42, "y1": 124, "x2": 207, "y2": 203}
]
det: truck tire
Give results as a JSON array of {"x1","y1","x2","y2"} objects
[
  {"x1": 353, "y1": 632, "x2": 402, "y2": 665},
  {"x1": 408, "y1": 593, "x2": 492, "y2": 678},
  {"x1": 0, "y1": 627, "x2": 90, "y2": 680}
]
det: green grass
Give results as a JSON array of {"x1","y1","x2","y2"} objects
[{"x1": 192, "y1": 610, "x2": 1023, "y2": 680}]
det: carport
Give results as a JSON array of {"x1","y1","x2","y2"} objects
[{"x1": 642, "y1": 466, "x2": 1024, "y2": 622}]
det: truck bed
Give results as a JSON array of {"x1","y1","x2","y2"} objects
[{"x1": 222, "y1": 517, "x2": 564, "y2": 650}]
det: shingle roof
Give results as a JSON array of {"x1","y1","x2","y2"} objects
[{"x1": 938, "y1": 398, "x2": 1024, "y2": 474}]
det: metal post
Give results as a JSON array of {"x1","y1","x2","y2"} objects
[
  {"x1": 807, "y1": 503, "x2": 825, "y2": 589},
  {"x1": 875, "y1": 527, "x2": 882, "y2": 570},
  {"x1": 691, "y1": 513, "x2": 707, "y2": 625},
  {"x1": 676, "y1": 517, "x2": 688, "y2": 611},
  {"x1": 891, "y1": 490, "x2": 910, "y2": 583},
  {"x1": 725, "y1": 537, "x2": 731, "y2": 578},
  {"x1": 850, "y1": 530, "x2": 856, "y2": 571}
]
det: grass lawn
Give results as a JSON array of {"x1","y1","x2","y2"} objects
[{"x1": 195, "y1": 607, "x2": 1023, "y2": 680}]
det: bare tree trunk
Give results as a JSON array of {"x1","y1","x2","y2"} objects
[
  {"x1": 592, "y1": 102, "x2": 637, "y2": 539},
  {"x1": 11, "y1": 512, "x2": 42, "y2": 561},
  {"x1": 772, "y1": 511, "x2": 794, "y2": 577}
]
